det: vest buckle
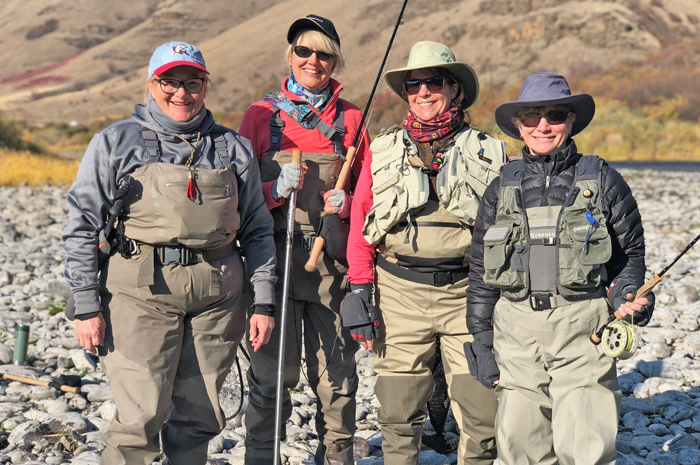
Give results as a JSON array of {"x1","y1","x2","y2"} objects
[{"x1": 529, "y1": 293, "x2": 552, "y2": 311}]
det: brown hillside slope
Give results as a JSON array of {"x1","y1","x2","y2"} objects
[{"x1": 0, "y1": 0, "x2": 698, "y2": 124}]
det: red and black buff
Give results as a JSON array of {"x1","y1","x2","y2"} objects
[{"x1": 403, "y1": 106, "x2": 464, "y2": 143}]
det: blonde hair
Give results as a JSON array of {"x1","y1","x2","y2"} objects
[
  {"x1": 287, "y1": 29, "x2": 344, "y2": 74},
  {"x1": 513, "y1": 105, "x2": 576, "y2": 137}
]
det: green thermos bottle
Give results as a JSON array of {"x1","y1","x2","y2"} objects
[{"x1": 13, "y1": 324, "x2": 30, "y2": 366}]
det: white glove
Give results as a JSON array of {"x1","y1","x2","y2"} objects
[
  {"x1": 273, "y1": 163, "x2": 303, "y2": 199},
  {"x1": 323, "y1": 189, "x2": 350, "y2": 218}
]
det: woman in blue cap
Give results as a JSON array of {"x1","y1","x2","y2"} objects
[
  {"x1": 466, "y1": 72, "x2": 655, "y2": 464},
  {"x1": 63, "y1": 41, "x2": 277, "y2": 465}
]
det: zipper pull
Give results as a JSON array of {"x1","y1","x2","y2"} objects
[{"x1": 545, "y1": 175, "x2": 550, "y2": 189}]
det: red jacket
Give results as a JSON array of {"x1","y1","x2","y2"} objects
[
  {"x1": 346, "y1": 150, "x2": 376, "y2": 284},
  {"x1": 239, "y1": 77, "x2": 369, "y2": 210}
]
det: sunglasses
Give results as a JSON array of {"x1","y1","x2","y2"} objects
[
  {"x1": 402, "y1": 77, "x2": 448, "y2": 96},
  {"x1": 518, "y1": 111, "x2": 572, "y2": 127},
  {"x1": 156, "y1": 78, "x2": 206, "y2": 94},
  {"x1": 293, "y1": 45, "x2": 335, "y2": 62}
]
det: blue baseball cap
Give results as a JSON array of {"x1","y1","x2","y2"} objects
[{"x1": 148, "y1": 42, "x2": 209, "y2": 78}]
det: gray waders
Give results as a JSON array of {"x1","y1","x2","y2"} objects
[{"x1": 99, "y1": 154, "x2": 246, "y2": 465}]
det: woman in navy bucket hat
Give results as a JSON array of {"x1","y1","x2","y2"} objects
[{"x1": 466, "y1": 72, "x2": 655, "y2": 464}]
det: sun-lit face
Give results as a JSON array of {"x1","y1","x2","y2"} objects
[
  {"x1": 288, "y1": 35, "x2": 333, "y2": 91},
  {"x1": 406, "y1": 69, "x2": 459, "y2": 123},
  {"x1": 517, "y1": 104, "x2": 573, "y2": 156},
  {"x1": 148, "y1": 66, "x2": 207, "y2": 122}
]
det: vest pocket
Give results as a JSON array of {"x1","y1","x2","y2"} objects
[
  {"x1": 363, "y1": 185, "x2": 409, "y2": 246},
  {"x1": 482, "y1": 223, "x2": 526, "y2": 289},
  {"x1": 559, "y1": 213, "x2": 612, "y2": 290},
  {"x1": 371, "y1": 149, "x2": 405, "y2": 195}
]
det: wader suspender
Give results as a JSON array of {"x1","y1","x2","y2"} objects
[
  {"x1": 140, "y1": 127, "x2": 232, "y2": 167},
  {"x1": 267, "y1": 99, "x2": 347, "y2": 157}
]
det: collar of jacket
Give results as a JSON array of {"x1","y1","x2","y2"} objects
[
  {"x1": 280, "y1": 76, "x2": 343, "y2": 110},
  {"x1": 522, "y1": 138, "x2": 581, "y2": 176},
  {"x1": 131, "y1": 103, "x2": 216, "y2": 141}
]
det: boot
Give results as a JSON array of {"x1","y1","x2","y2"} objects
[{"x1": 323, "y1": 444, "x2": 354, "y2": 465}]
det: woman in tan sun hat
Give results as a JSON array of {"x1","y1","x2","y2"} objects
[{"x1": 343, "y1": 41, "x2": 507, "y2": 464}]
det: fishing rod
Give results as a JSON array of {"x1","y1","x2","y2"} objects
[
  {"x1": 304, "y1": 0, "x2": 410, "y2": 272},
  {"x1": 591, "y1": 230, "x2": 700, "y2": 349}
]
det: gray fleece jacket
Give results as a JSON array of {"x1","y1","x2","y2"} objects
[{"x1": 62, "y1": 104, "x2": 277, "y2": 318}]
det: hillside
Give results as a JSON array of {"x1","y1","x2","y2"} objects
[{"x1": 0, "y1": 0, "x2": 699, "y2": 126}]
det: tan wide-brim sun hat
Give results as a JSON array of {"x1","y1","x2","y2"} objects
[{"x1": 384, "y1": 41, "x2": 479, "y2": 110}]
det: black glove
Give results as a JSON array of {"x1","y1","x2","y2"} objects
[
  {"x1": 341, "y1": 283, "x2": 380, "y2": 343},
  {"x1": 608, "y1": 282, "x2": 655, "y2": 327},
  {"x1": 464, "y1": 331, "x2": 499, "y2": 389}
]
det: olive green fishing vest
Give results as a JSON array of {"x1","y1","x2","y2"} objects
[
  {"x1": 482, "y1": 156, "x2": 612, "y2": 301},
  {"x1": 362, "y1": 126, "x2": 505, "y2": 263}
]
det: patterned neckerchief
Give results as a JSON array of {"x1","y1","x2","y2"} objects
[{"x1": 403, "y1": 106, "x2": 464, "y2": 142}]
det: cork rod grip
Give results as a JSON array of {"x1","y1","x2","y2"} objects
[{"x1": 304, "y1": 146, "x2": 357, "y2": 272}]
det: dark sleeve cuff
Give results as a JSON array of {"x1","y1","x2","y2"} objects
[
  {"x1": 74, "y1": 311, "x2": 101, "y2": 321},
  {"x1": 251, "y1": 303, "x2": 275, "y2": 317}
]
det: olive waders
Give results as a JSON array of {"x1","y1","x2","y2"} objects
[{"x1": 244, "y1": 145, "x2": 358, "y2": 465}]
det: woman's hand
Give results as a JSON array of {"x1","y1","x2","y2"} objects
[
  {"x1": 274, "y1": 162, "x2": 308, "y2": 199},
  {"x1": 616, "y1": 293, "x2": 651, "y2": 318},
  {"x1": 75, "y1": 314, "x2": 106, "y2": 355},
  {"x1": 321, "y1": 190, "x2": 350, "y2": 218},
  {"x1": 249, "y1": 314, "x2": 275, "y2": 352}
]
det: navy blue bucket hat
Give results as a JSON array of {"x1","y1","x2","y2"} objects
[{"x1": 495, "y1": 72, "x2": 595, "y2": 140}]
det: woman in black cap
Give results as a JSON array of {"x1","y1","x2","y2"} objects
[
  {"x1": 238, "y1": 14, "x2": 370, "y2": 465},
  {"x1": 467, "y1": 71, "x2": 654, "y2": 464}
]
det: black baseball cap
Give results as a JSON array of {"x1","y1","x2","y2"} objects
[{"x1": 287, "y1": 15, "x2": 340, "y2": 47}]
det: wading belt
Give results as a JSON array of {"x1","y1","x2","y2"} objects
[
  {"x1": 273, "y1": 230, "x2": 316, "y2": 251},
  {"x1": 130, "y1": 241, "x2": 238, "y2": 291},
  {"x1": 525, "y1": 289, "x2": 605, "y2": 311},
  {"x1": 376, "y1": 254, "x2": 469, "y2": 287}
]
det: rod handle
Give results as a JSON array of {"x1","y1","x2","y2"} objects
[
  {"x1": 2, "y1": 374, "x2": 80, "y2": 394},
  {"x1": 305, "y1": 238, "x2": 325, "y2": 272},
  {"x1": 304, "y1": 146, "x2": 358, "y2": 273},
  {"x1": 292, "y1": 149, "x2": 302, "y2": 164}
]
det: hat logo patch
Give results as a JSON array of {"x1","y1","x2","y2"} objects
[
  {"x1": 172, "y1": 44, "x2": 191, "y2": 56},
  {"x1": 441, "y1": 52, "x2": 454, "y2": 63}
]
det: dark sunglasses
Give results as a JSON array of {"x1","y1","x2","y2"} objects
[
  {"x1": 519, "y1": 111, "x2": 572, "y2": 127},
  {"x1": 402, "y1": 77, "x2": 449, "y2": 96},
  {"x1": 293, "y1": 45, "x2": 335, "y2": 62},
  {"x1": 156, "y1": 78, "x2": 206, "y2": 94}
]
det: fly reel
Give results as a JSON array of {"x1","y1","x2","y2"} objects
[{"x1": 601, "y1": 320, "x2": 639, "y2": 359}]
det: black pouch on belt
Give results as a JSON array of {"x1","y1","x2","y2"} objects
[{"x1": 318, "y1": 214, "x2": 349, "y2": 268}]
